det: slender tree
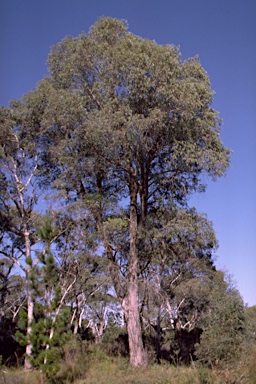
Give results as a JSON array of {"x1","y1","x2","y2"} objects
[{"x1": 0, "y1": 105, "x2": 43, "y2": 369}]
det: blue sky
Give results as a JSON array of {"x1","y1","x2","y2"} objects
[{"x1": 1, "y1": 0, "x2": 256, "y2": 306}]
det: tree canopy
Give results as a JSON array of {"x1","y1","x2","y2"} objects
[{"x1": 0, "y1": 17, "x2": 235, "y2": 371}]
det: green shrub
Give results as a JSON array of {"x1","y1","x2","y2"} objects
[
  {"x1": 102, "y1": 324, "x2": 129, "y2": 357},
  {"x1": 48, "y1": 336, "x2": 88, "y2": 384},
  {"x1": 195, "y1": 286, "x2": 246, "y2": 367}
]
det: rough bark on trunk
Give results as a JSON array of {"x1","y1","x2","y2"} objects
[
  {"x1": 122, "y1": 283, "x2": 147, "y2": 367},
  {"x1": 92, "y1": 172, "x2": 147, "y2": 366},
  {"x1": 122, "y1": 175, "x2": 147, "y2": 367}
]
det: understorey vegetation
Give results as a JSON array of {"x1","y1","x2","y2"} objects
[{"x1": 0, "y1": 17, "x2": 255, "y2": 383}]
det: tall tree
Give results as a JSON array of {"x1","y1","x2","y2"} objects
[{"x1": 18, "y1": 18, "x2": 230, "y2": 366}]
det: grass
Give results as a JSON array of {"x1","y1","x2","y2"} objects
[
  {"x1": 0, "y1": 368, "x2": 42, "y2": 384},
  {"x1": 1, "y1": 345, "x2": 256, "y2": 384},
  {"x1": 0, "y1": 363, "x2": 217, "y2": 384},
  {"x1": 81, "y1": 361, "x2": 214, "y2": 384},
  {"x1": 1, "y1": 360, "x2": 253, "y2": 384}
]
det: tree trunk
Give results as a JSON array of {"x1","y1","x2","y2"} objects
[
  {"x1": 122, "y1": 175, "x2": 147, "y2": 367},
  {"x1": 24, "y1": 230, "x2": 33, "y2": 370},
  {"x1": 122, "y1": 283, "x2": 147, "y2": 367}
]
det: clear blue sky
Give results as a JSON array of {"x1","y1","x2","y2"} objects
[{"x1": 1, "y1": 0, "x2": 255, "y2": 306}]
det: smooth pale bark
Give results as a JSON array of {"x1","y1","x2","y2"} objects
[
  {"x1": 24, "y1": 229, "x2": 33, "y2": 371},
  {"x1": 25, "y1": 284, "x2": 33, "y2": 370}
]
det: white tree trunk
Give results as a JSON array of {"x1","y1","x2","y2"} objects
[{"x1": 24, "y1": 230, "x2": 33, "y2": 370}]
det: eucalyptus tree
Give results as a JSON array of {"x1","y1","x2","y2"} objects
[{"x1": 19, "y1": 18, "x2": 230, "y2": 366}]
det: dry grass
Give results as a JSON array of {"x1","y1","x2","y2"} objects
[
  {"x1": 0, "y1": 368, "x2": 42, "y2": 384},
  {"x1": 1, "y1": 347, "x2": 255, "y2": 384},
  {"x1": 79, "y1": 358, "x2": 217, "y2": 384}
]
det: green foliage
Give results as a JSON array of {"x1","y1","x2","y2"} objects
[
  {"x1": 101, "y1": 321, "x2": 128, "y2": 357},
  {"x1": 15, "y1": 291, "x2": 72, "y2": 381},
  {"x1": 40, "y1": 15, "x2": 230, "y2": 215},
  {"x1": 29, "y1": 261, "x2": 72, "y2": 382},
  {"x1": 16, "y1": 308, "x2": 28, "y2": 346},
  {"x1": 36, "y1": 212, "x2": 59, "y2": 243},
  {"x1": 42, "y1": 17, "x2": 230, "y2": 366},
  {"x1": 1, "y1": 17, "x2": 233, "y2": 369},
  {"x1": 31, "y1": 314, "x2": 69, "y2": 360},
  {"x1": 195, "y1": 273, "x2": 246, "y2": 367},
  {"x1": 29, "y1": 308, "x2": 72, "y2": 383},
  {"x1": 57, "y1": 336, "x2": 88, "y2": 383}
]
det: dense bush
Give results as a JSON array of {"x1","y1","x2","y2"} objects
[{"x1": 195, "y1": 277, "x2": 246, "y2": 367}]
